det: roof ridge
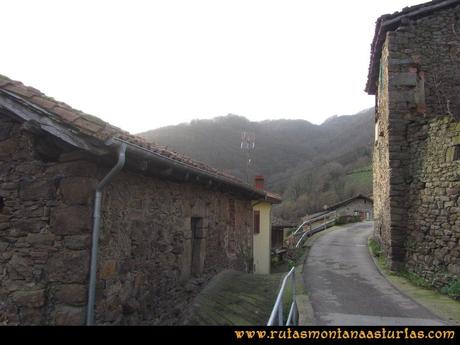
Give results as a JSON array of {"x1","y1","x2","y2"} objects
[{"x1": 0, "y1": 73, "x2": 255, "y2": 191}]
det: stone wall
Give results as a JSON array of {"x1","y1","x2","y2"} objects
[
  {"x1": 0, "y1": 113, "x2": 96, "y2": 324},
  {"x1": 95, "y1": 170, "x2": 253, "y2": 325},
  {"x1": 405, "y1": 116, "x2": 460, "y2": 287},
  {"x1": 335, "y1": 198, "x2": 373, "y2": 219},
  {"x1": 374, "y1": 38, "x2": 397, "y2": 266},
  {"x1": 374, "y1": 4, "x2": 460, "y2": 282},
  {"x1": 0, "y1": 112, "x2": 253, "y2": 325}
]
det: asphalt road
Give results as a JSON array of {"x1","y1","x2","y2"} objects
[{"x1": 303, "y1": 222, "x2": 445, "y2": 325}]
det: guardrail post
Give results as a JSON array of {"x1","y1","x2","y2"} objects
[
  {"x1": 278, "y1": 303, "x2": 283, "y2": 325},
  {"x1": 292, "y1": 270, "x2": 296, "y2": 325}
]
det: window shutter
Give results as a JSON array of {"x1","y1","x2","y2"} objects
[{"x1": 253, "y1": 210, "x2": 260, "y2": 234}]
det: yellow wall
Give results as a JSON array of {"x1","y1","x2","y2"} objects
[{"x1": 252, "y1": 201, "x2": 272, "y2": 274}]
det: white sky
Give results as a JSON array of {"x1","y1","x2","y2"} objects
[{"x1": 1, "y1": 0, "x2": 426, "y2": 133}]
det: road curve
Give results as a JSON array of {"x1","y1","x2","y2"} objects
[{"x1": 303, "y1": 222, "x2": 445, "y2": 325}]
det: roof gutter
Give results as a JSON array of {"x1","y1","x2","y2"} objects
[
  {"x1": 86, "y1": 143, "x2": 127, "y2": 325},
  {"x1": 84, "y1": 137, "x2": 268, "y2": 325},
  {"x1": 109, "y1": 137, "x2": 267, "y2": 200},
  {"x1": 0, "y1": 90, "x2": 268, "y2": 201}
]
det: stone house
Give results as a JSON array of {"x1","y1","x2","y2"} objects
[
  {"x1": 307, "y1": 194, "x2": 373, "y2": 223},
  {"x1": 328, "y1": 194, "x2": 373, "y2": 222},
  {"x1": 0, "y1": 74, "x2": 279, "y2": 325},
  {"x1": 366, "y1": 0, "x2": 460, "y2": 287}
]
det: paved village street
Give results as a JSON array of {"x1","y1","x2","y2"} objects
[{"x1": 303, "y1": 223, "x2": 446, "y2": 325}]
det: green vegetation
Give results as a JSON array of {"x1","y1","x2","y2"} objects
[
  {"x1": 343, "y1": 165, "x2": 372, "y2": 191},
  {"x1": 335, "y1": 215, "x2": 361, "y2": 225},
  {"x1": 286, "y1": 247, "x2": 305, "y2": 268},
  {"x1": 368, "y1": 237, "x2": 389, "y2": 269},
  {"x1": 441, "y1": 280, "x2": 460, "y2": 300},
  {"x1": 369, "y1": 237, "x2": 460, "y2": 302},
  {"x1": 271, "y1": 247, "x2": 304, "y2": 274},
  {"x1": 139, "y1": 109, "x2": 374, "y2": 223},
  {"x1": 398, "y1": 268, "x2": 432, "y2": 289},
  {"x1": 368, "y1": 237, "x2": 460, "y2": 324},
  {"x1": 185, "y1": 270, "x2": 285, "y2": 325}
]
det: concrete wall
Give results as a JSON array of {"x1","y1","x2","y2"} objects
[
  {"x1": 252, "y1": 201, "x2": 271, "y2": 274},
  {"x1": 0, "y1": 113, "x2": 254, "y2": 325},
  {"x1": 374, "y1": 4, "x2": 460, "y2": 284}
]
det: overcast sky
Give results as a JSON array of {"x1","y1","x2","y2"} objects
[{"x1": 1, "y1": 0, "x2": 426, "y2": 133}]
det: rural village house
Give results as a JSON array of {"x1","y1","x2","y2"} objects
[
  {"x1": 252, "y1": 175, "x2": 281, "y2": 274},
  {"x1": 306, "y1": 194, "x2": 373, "y2": 225},
  {"x1": 367, "y1": 0, "x2": 460, "y2": 287},
  {"x1": 0, "y1": 74, "x2": 280, "y2": 325},
  {"x1": 325, "y1": 194, "x2": 373, "y2": 222}
]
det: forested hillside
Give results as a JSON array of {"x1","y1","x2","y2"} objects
[{"x1": 139, "y1": 108, "x2": 374, "y2": 222}]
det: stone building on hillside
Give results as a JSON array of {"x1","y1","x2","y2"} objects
[
  {"x1": 366, "y1": 0, "x2": 460, "y2": 287},
  {"x1": 0, "y1": 74, "x2": 279, "y2": 325},
  {"x1": 307, "y1": 194, "x2": 373, "y2": 223},
  {"x1": 324, "y1": 194, "x2": 373, "y2": 222}
]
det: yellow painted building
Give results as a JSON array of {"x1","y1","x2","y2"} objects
[
  {"x1": 251, "y1": 176, "x2": 282, "y2": 275},
  {"x1": 252, "y1": 201, "x2": 272, "y2": 274}
]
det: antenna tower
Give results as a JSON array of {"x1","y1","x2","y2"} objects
[{"x1": 241, "y1": 131, "x2": 255, "y2": 183}]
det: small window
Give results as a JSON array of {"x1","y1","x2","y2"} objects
[
  {"x1": 454, "y1": 145, "x2": 460, "y2": 161},
  {"x1": 0, "y1": 195, "x2": 4, "y2": 211},
  {"x1": 253, "y1": 210, "x2": 260, "y2": 234}
]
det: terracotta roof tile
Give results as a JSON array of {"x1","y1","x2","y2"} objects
[
  {"x1": 72, "y1": 117, "x2": 105, "y2": 135},
  {"x1": 0, "y1": 73, "x2": 273, "y2": 196},
  {"x1": 29, "y1": 95, "x2": 57, "y2": 109},
  {"x1": 3, "y1": 83, "x2": 38, "y2": 98},
  {"x1": 265, "y1": 191, "x2": 282, "y2": 204},
  {"x1": 52, "y1": 106, "x2": 80, "y2": 123}
]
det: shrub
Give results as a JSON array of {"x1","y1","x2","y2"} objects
[
  {"x1": 336, "y1": 215, "x2": 361, "y2": 225},
  {"x1": 444, "y1": 280, "x2": 460, "y2": 300}
]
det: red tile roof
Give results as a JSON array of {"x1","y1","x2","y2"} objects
[
  {"x1": 265, "y1": 191, "x2": 282, "y2": 204},
  {"x1": 0, "y1": 74, "x2": 277, "y2": 199}
]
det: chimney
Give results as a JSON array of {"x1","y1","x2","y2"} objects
[{"x1": 254, "y1": 175, "x2": 264, "y2": 190}]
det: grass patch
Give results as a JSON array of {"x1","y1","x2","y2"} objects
[
  {"x1": 344, "y1": 165, "x2": 372, "y2": 186},
  {"x1": 369, "y1": 237, "x2": 459, "y2": 297},
  {"x1": 185, "y1": 270, "x2": 286, "y2": 325},
  {"x1": 368, "y1": 237, "x2": 460, "y2": 324},
  {"x1": 368, "y1": 237, "x2": 388, "y2": 269},
  {"x1": 398, "y1": 268, "x2": 432, "y2": 289}
]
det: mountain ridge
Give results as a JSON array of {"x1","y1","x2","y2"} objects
[{"x1": 139, "y1": 108, "x2": 374, "y2": 221}]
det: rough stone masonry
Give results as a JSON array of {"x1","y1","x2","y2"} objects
[
  {"x1": 368, "y1": 0, "x2": 460, "y2": 288},
  {"x1": 0, "y1": 111, "x2": 255, "y2": 325}
]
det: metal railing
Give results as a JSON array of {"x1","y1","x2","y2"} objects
[
  {"x1": 267, "y1": 210, "x2": 337, "y2": 326},
  {"x1": 267, "y1": 266, "x2": 297, "y2": 326},
  {"x1": 293, "y1": 210, "x2": 337, "y2": 248}
]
